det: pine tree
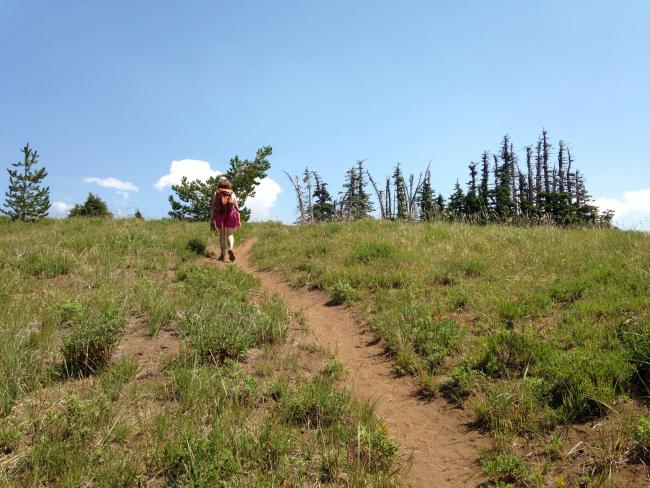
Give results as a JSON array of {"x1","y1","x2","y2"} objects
[
  {"x1": 535, "y1": 138, "x2": 543, "y2": 208},
  {"x1": 351, "y1": 160, "x2": 373, "y2": 219},
  {"x1": 312, "y1": 172, "x2": 334, "y2": 221},
  {"x1": 447, "y1": 180, "x2": 465, "y2": 215},
  {"x1": 393, "y1": 164, "x2": 408, "y2": 219},
  {"x1": 134, "y1": 209, "x2": 143, "y2": 219},
  {"x1": 69, "y1": 193, "x2": 112, "y2": 218},
  {"x1": 525, "y1": 146, "x2": 535, "y2": 209},
  {"x1": 339, "y1": 166, "x2": 358, "y2": 220},
  {"x1": 435, "y1": 194, "x2": 445, "y2": 212},
  {"x1": 493, "y1": 160, "x2": 514, "y2": 218},
  {"x1": 465, "y1": 162, "x2": 481, "y2": 215},
  {"x1": 303, "y1": 168, "x2": 314, "y2": 222},
  {"x1": 542, "y1": 129, "x2": 552, "y2": 195},
  {"x1": 384, "y1": 177, "x2": 392, "y2": 220},
  {"x1": 557, "y1": 140, "x2": 566, "y2": 194},
  {"x1": 2, "y1": 144, "x2": 50, "y2": 221},
  {"x1": 479, "y1": 151, "x2": 490, "y2": 211},
  {"x1": 419, "y1": 168, "x2": 435, "y2": 221}
]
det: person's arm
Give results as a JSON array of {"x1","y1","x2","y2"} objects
[{"x1": 232, "y1": 193, "x2": 240, "y2": 212}]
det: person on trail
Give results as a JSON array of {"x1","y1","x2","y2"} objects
[{"x1": 210, "y1": 177, "x2": 240, "y2": 262}]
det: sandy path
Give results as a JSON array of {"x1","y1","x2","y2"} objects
[{"x1": 233, "y1": 239, "x2": 487, "y2": 488}]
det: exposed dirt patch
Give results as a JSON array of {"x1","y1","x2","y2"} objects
[
  {"x1": 226, "y1": 239, "x2": 488, "y2": 488},
  {"x1": 113, "y1": 320, "x2": 180, "y2": 382}
]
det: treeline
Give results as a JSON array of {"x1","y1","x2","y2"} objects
[{"x1": 286, "y1": 130, "x2": 614, "y2": 226}]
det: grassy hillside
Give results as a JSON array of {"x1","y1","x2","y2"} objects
[
  {"x1": 251, "y1": 220, "x2": 650, "y2": 486},
  {"x1": 0, "y1": 219, "x2": 403, "y2": 487}
]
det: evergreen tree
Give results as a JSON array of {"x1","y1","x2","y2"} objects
[
  {"x1": 493, "y1": 160, "x2": 515, "y2": 218},
  {"x1": 479, "y1": 151, "x2": 490, "y2": 211},
  {"x1": 169, "y1": 146, "x2": 272, "y2": 221},
  {"x1": 303, "y1": 168, "x2": 314, "y2": 222},
  {"x1": 351, "y1": 160, "x2": 374, "y2": 219},
  {"x1": 535, "y1": 138, "x2": 543, "y2": 207},
  {"x1": 525, "y1": 146, "x2": 535, "y2": 210},
  {"x1": 69, "y1": 193, "x2": 112, "y2": 218},
  {"x1": 436, "y1": 194, "x2": 445, "y2": 212},
  {"x1": 312, "y1": 172, "x2": 334, "y2": 221},
  {"x1": 224, "y1": 146, "x2": 273, "y2": 222},
  {"x1": 419, "y1": 168, "x2": 435, "y2": 221},
  {"x1": 168, "y1": 176, "x2": 218, "y2": 221},
  {"x1": 542, "y1": 129, "x2": 552, "y2": 196},
  {"x1": 447, "y1": 180, "x2": 466, "y2": 215},
  {"x1": 385, "y1": 177, "x2": 392, "y2": 220},
  {"x1": 339, "y1": 166, "x2": 358, "y2": 220},
  {"x1": 393, "y1": 164, "x2": 408, "y2": 219},
  {"x1": 464, "y1": 162, "x2": 481, "y2": 215},
  {"x1": 134, "y1": 209, "x2": 143, "y2": 219},
  {"x1": 2, "y1": 144, "x2": 50, "y2": 221}
]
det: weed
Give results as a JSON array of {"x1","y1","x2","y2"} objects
[
  {"x1": 282, "y1": 377, "x2": 350, "y2": 427},
  {"x1": 186, "y1": 237, "x2": 207, "y2": 255},
  {"x1": 61, "y1": 309, "x2": 125, "y2": 377},
  {"x1": 330, "y1": 280, "x2": 356, "y2": 305}
]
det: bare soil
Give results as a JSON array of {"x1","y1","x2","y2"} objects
[{"x1": 228, "y1": 239, "x2": 488, "y2": 488}]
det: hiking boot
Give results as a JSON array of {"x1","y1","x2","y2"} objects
[
  {"x1": 217, "y1": 253, "x2": 225, "y2": 262},
  {"x1": 228, "y1": 250, "x2": 235, "y2": 262}
]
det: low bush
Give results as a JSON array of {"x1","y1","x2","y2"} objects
[
  {"x1": 186, "y1": 238, "x2": 207, "y2": 255},
  {"x1": 330, "y1": 280, "x2": 356, "y2": 305},
  {"x1": 61, "y1": 310, "x2": 124, "y2": 376},
  {"x1": 281, "y1": 377, "x2": 350, "y2": 427}
]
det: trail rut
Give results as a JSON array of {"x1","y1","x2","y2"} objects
[{"x1": 231, "y1": 239, "x2": 487, "y2": 488}]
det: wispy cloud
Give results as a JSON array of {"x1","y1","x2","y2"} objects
[
  {"x1": 83, "y1": 177, "x2": 139, "y2": 193},
  {"x1": 594, "y1": 188, "x2": 650, "y2": 230}
]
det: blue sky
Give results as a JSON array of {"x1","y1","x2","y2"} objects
[{"x1": 1, "y1": 1, "x2": 649, "y2": 227}]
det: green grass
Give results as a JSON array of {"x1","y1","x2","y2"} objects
[
  {"x1": 0, "y1": 218, "x2": 404, "y2": 486},
  {"x1": 249, "y1": 219, "x2": 650, "y2": 485}
]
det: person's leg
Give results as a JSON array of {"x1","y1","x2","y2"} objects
[
  {"x1": 226, "y1": 228, "x2": 235, "y2": 261},
  {"x1": 218, "y1": 228, "x2": 226, "y2": 260}
]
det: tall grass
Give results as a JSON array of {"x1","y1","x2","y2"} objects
[
  {"x1": 249, "y1": 219, "x2": 650, "y2": 485},
  {"x1": 0, "y1": 218, "x2": 404, "y2": 486}
]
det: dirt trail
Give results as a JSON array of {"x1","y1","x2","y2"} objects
[{"x1": 232, "y1": 239, "x2": 487, "y2": 488}]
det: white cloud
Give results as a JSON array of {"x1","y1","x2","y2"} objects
[
  {"x1": 154, "y1": 159, "x2": 282, "y2": 220},
  {"x1": 247, "y1": 177, "x2": 283, "y2": 220},
  {"x1": 51, "y1": 201, "x2": 73, "y2": 218},
  {"x1": 84, "y1": 177, "x2": 139, "y2": 193},
  {"x1": 594, "y1": 189, "x2": 650, "y2": 230},
  {"x1": 154, "y1": 159, "x2": 221, "y2": 191}
]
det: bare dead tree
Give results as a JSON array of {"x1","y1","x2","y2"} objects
[
  {"x1": 283, "y1": 170, "x2": 307, "y2": 223},
  {"x1": 302, "y1": 168, "x2": 314, "y2": 222},
  {"x1": 406, "y1": 169, "x2": 425, "y2": 219},
  {"x1": 367, "y1": 170, "x2": 385, "y2": 219},
  {"x1": 385, "y1": 176, "x2": 392, "y2": 220}
]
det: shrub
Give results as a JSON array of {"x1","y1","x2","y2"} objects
[
  {"x1": 61, "y1": 311, "x2": 124, "y2": 376},
  {"x1": 411, "y1": 319, "x2": 461, "y2": 373},
  {"x1": 68, "y1": 193, "x2": 112, "y2": 218},
  {"x1": 281, "y1": 377, "x2": 350, "y2": 427},
  {"x1": 330, "y1": 281, "x2": 356, "y2": 305},
  {"x1": 482, "y1": 452, "x2": 534, "y2": 486},
  {"x1": 353, "y1": 422, "x2": 399, "y2": 472},
  {"x1": 182, "y1": 311, "x2": 252, "y2": 364},
  {"x1": 186, "y1": 238, "x2": 206, "y2": 255},
  {"x1": 475, "y1": 329, "x2": 542, "y2": 378}
]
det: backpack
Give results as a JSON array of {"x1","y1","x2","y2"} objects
[{"x1": 215, "y1": 189, "x2": 234, "y2": 215}]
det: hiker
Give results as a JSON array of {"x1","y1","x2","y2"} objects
[{"x1": 210, "y1": 177, "x2": 240, "y2": 261}]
